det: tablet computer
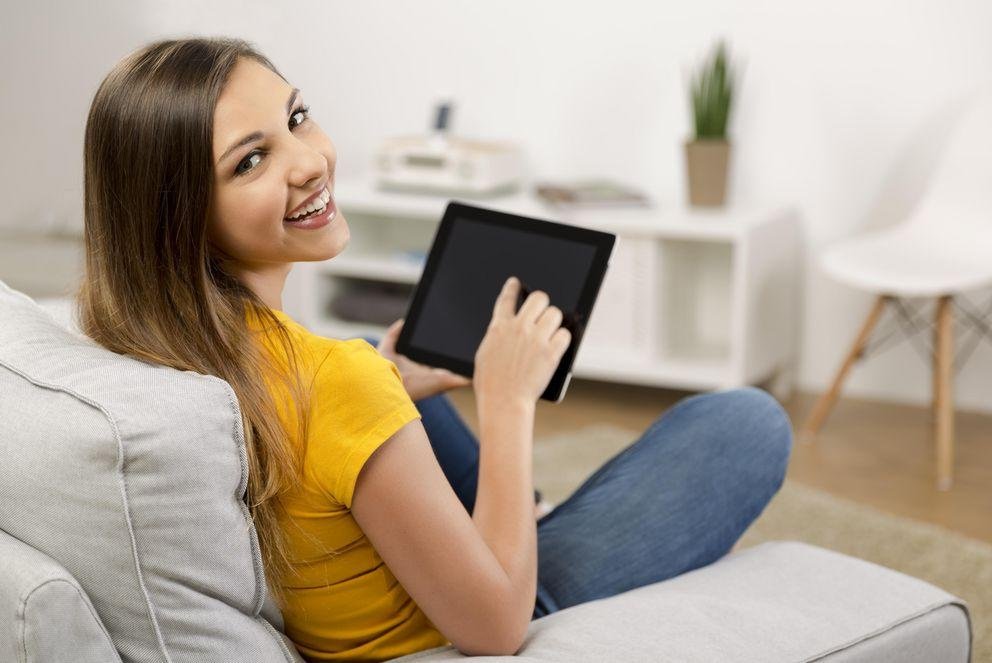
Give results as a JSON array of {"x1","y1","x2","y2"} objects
[{"x1": 395, "y1": 201, "x2": 616, "y2": 403}]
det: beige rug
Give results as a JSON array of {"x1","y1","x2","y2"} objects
[{"x1": 534, "y1": 424, "x2": 990, "y2": 662}]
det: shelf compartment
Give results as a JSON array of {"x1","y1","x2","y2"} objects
[
  {"x1": 580, "y1": 236, "x2": 659, "y2": 357},
  {"x1": 319, "y1": 251, "x2": 425, "y2": 284},
  {"x1": 314, "y1": 274, "x2": 414, "y2": 333},
  {"x1": 338, "y1": 210, "x2": 439, "y2": 258},
  {"x1": 656, "y1": 239, "x2": 734, "y2": 365}
]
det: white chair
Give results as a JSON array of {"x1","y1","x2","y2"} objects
[{"x1": 801, "y1": 87, "x2": 992, "y2": 491}]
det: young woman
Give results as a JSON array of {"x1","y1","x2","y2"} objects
[{"x1": 77, "y1": 36, "x2": 793, "y2": 662}]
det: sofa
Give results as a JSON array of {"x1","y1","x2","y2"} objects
[{"x1": 0, "y1": 278, "x2": 972, "y2": 662}]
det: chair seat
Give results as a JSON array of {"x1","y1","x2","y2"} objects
[{"x1": 821, "y1": 221, "x2": 992, "y2": 297}]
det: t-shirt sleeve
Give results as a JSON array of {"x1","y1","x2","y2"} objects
[{"x1": 308, "y1": 339, "x2": 422, "y2": 509}]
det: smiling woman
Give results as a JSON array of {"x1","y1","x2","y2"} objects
[
  {"x1": 75, "y1": 34, "x2": 490, "y2": 663},
  {"x1": 207, "y1": 56, "x2": 350, "y2": 307},
  {"x1": 74, "y1": 28, "x2": 410, "y2": 637},
  {"x1": 77, "y1": 37, "x2": 341, "y2": 611}
]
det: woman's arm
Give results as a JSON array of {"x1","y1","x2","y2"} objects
[
  {"x1": 351, "y1": 413, "x2": 535, "y2": 656},
  {"x1": 355, "y1": 276, "x2": 562, "y2": 654},
  {"x1": 470, "y1": 398, "x2": 537, "y2": 649}
]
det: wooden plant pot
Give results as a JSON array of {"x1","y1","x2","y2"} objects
[{"x1": 685, "y1": 139, "x2": 730, "y2": 207}]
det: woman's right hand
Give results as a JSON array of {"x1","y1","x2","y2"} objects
[{"x1": 473, "y1": 276, "x2": 572, "y2": 411}]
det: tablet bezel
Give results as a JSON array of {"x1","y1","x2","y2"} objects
[{"x1": 395, "y1": 200, "x2": 616, "y2": 403}]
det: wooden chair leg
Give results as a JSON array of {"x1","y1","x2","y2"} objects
[
  {"x1": 935, "y1": 295, "x2": 955, "y2": 491},
  {"x1": 932, "y1": 300, "x2": 940, "y2": 422},
  {"x1": 800, "y1": 295, "x2": 889, "y2": 442}
]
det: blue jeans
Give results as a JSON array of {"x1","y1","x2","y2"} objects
[{"x1": 360, "y1": 337, "x2": 793, "y2": 620}]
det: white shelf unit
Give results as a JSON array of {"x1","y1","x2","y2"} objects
[{"x1": 284, "y1": 178, "x2": 801, "y2": 398}]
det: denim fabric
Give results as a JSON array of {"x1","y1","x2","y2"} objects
[{"x1": 359, "y1": 337, "x2": 793, "y2": 622}]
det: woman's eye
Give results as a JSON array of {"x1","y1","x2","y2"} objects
[
  {"x1": 235, "y1": 151, "x2": 264, "y2": 177},
  {"x1": 233, "y1": 105, "x2": 310, "y2": 177},
  {"x1": 289, "y1": 104, "x2": 310, "y2": 130}
]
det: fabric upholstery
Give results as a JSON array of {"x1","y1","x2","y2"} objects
[
  {"x1": 823, "y1": 603, "x2": 971, "y2": 662},
  {"x1": 0, "y1": 528, "x2": 121, "y2": 663},
  {"x1": 386, "y1": 541, "x2": 971, "y2": 662},
  {"x1": 0, "y1": 279, "x2": 303, "y2": 662}
]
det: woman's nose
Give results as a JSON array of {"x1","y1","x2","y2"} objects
[{"x1": 290, "y1": 143, "x2": 331, "y2": 187}]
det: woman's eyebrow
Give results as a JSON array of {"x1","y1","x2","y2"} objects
[{"x1": 217, "y1": 87, "x2": 300, "y2": 165}]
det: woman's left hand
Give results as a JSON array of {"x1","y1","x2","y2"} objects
[{"x1": 376, "y1": 319, "x2": 472, "y2": 402}]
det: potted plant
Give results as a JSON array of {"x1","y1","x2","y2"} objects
[{"x1": 685, "y1": 41, "x2": 737, "y2": 207}]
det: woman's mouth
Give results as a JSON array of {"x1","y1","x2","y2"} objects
[{"x1": 283, "y1": 187, "x2": 336, "y2": 230}]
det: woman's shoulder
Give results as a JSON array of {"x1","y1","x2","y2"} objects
[
  {"x1": 314, "y1": 337, "x2": 399, "y2": 386},
  {"x1": 269, "y1": 310, "x2": 338, "y2": 353},
  {"x1": 267, "y1": 311, "x2": 391, "y2": 374}
]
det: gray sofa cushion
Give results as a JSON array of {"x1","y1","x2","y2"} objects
[
  {"x1": 388, "y1": 541, "x2": 971, "y2": 662},
  {"x1": 0, "y1": 279, "x2": 303, "y2": 662},
  {"x1": 0, "y1": 528, "x2": 121, "y2": 663}
]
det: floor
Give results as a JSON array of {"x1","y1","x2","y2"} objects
[{"x1": 445, "y1": 379, "x2": 992, "y2": 544}]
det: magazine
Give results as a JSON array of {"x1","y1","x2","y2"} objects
[{"x1": 535, "y1": 179, "x2": 651, "y2": 209}]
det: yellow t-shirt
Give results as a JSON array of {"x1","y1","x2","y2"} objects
[{"x1": 246, "y1": 307, "x2": 452, "y2": 662}]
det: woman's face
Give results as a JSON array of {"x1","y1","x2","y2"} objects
[{"x1": 208, "y1": 57, "x2": 348, "y2": 269}]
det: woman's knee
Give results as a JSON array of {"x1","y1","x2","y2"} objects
[
  {"x1": 671, "y1": 387, "x2": 793, "y2": 489},
  {"x1": 721, "y1": 387, "x2": 792, "y2": 489}
]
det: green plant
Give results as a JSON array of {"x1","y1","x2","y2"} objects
[{"x1": 689, "y1": 41, "x2": 736, "y2": 140}]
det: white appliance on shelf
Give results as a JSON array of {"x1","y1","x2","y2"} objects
[
  {"x1": 374, "y1": 135, "x2": 524, "y2": 196},
  {"x1": 372, "y1": 100, "x2": 524, "y2": 196}
]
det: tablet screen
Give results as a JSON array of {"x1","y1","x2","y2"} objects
[
  {"x1": 397, "y1": 201, "x2": 615, "y2": 402},
  {"x1": 408, "y1": 215, "x2": 598, "y2": 363}
]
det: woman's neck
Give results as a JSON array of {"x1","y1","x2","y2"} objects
[{"x1": 231, "y1": 261, "x2": 292, "y2": 311}]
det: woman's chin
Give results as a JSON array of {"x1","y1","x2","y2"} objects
[
  {"x1": 284, "y1": 215, "x2": 349, "y2": 263},
  {"x1": 307, "y1": 229, "x2": 349, "y2": 263}
]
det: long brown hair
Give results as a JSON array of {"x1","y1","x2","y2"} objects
[{"x1": 76, "y1": 36, "x2": 312, "y2": 610}]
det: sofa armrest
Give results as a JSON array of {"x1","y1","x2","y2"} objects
[{"x1": 0, "y1": 529, "x2": 122, "y2": 663}]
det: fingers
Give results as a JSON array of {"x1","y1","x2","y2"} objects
[
  {"x1": 384, "y1": 319, "x2": 403, "y2": 336},
  {"x1": 445, "y1": 370, "x2": 472, "y2": 385},
  {"x1": 551, "y1": 327, "x2": 572, "y2": 356},
  {"x1": 492, "y1": 276, "x2": 520, "y2": 320},
  {"x1": 536, "y1": 303, "x2": 564, "y2": 338},
  {"x1": 492, "y1": 278, "x2": 568, "y2": 345},
  {"x1": 383, "y1": 319, "x2": 402, "y2": 341},
  {"x1": 517, "y1": 288, "x2": 550, "y2": 324},
  {"x1": 435, "y1": 367, "x2": 471, "y2": 388}
]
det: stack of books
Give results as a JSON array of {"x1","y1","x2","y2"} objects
[{"x1": 534, "y1": 179, "x2": 651, "y2": 209}]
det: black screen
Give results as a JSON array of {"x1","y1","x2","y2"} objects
[{"x1": 409, "y1": 216, "x2": 598, "y2": 362}]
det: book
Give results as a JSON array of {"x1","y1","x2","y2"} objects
[{"x1": 534, "y1": 179, "x2": 651, "y2": 209}]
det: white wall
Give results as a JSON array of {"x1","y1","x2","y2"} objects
[
  {"x1": 2, "y1": 0, "x2": 991, "y2": 412},
  {"x1": 0, "y1": 1, "x2": 144, "y2": 234}
]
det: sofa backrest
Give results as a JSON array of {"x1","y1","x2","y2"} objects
[{"x1": 0, "y1": 279, "x2": 304, "y2": 662}]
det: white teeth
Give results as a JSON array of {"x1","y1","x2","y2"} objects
[{"x1": 287, "y1": 188, "x2": 331, "y2": 220}]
